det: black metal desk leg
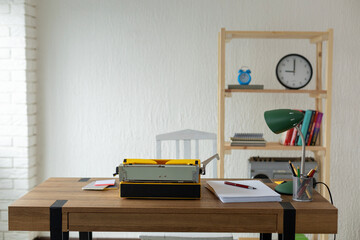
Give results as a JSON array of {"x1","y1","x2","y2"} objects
[
  {"x1": 280, "y1": 202, "x2": 296, "y2": 240},
  {"x1": 79, "y1": 232, "x2": 93, "y2": 240},
  {"x1": 50, "y1": 200, "x2": 68, "y2": 240},
  {"x1": 62, "y1": 232, "x2": 69, "y2": 240},
  {"x1": 260, "y1": 233, "x2": 272, "y2": 240}
]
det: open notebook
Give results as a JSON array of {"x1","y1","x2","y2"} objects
[{"x1": 206, "y1": 180, "x2": 281, "y2": 203}]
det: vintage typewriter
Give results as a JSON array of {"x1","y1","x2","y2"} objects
[{"x1": 113, "y1": 154, "x2": 219, "y2": 199}]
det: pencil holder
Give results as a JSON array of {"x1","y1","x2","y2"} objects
[{"x1": 292, "y1": 176, "x2": 313, "y2": 202}]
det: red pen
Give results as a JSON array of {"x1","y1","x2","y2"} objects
[{"x1": 224, "y1": 181, "x2": 257, "y2": 190}]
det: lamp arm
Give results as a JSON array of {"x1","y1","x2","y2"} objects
[{"x1": 295, "y1": 125, "x2": 306, "y2": 176}]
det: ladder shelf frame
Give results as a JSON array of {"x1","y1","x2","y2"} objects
[{"x1": 217, "y1": 29, "x2": 333, "y2": 204}]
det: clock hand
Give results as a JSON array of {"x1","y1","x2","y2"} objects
[{"x1": 293, "y1": 59, "x2": 296, "y2": 75}]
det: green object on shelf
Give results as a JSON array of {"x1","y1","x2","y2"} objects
[
  {"x1": 264, "y1": 109, "x2": 304, "y2": 134},
  {"x1": 295, "y1": 234, "x2": 308, "y2": 240}
]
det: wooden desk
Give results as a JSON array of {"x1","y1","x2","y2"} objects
[{"x1": 8, "y1": 178, "x2": 337, "y2": 240}]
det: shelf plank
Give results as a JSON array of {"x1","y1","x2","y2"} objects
[
  {"x1": 225, "y1": 89, "x2": 326, "y2": 94},
  {"x1": 225, "y1": 89, "x2": 327, "y2": 98},
  {"x1": 225, "y1": 31, "x2": 328, "y2": 40},
  {"x1": 224, "y1": 142, "x2": 326, "y2": 152}
]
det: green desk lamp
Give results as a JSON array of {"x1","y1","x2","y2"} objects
[{"x1": 264, "y1": 109, "x2": 305, "y2": 195}]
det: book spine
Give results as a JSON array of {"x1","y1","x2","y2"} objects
[
  {"x1": 307, "y1": 111, "x2": 319, "y2": 146},
  {"x1": 284, "y1": 128, "x2": 294, "y2": 145},
  {"x1": 295, "y1": 122, "x2": 302, "y2": 145},
  {"x1": 297, "y1": 110, "x2": 313, "y2": 146},
  {"x1": 305, "y1": 110, "x2": 316, "y2": 145},
  {"x1": 294, "y1": 110, "x2": 304, "y2": 146},
  {"x1": 310, "y1": 112, "x2": 323, "y2": 145},
  {"x1": 290, "y1": 127, "x2": 298, "y2": 146}
]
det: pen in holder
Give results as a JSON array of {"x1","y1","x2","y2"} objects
[{"x1": 293, "y1": 175, "x2": 313, "y2": 202}]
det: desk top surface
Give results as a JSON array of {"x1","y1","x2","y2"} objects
[{"x1": 8, "y1": 178, "x2": 337, "y2": 233}]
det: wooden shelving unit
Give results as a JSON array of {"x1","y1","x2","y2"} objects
[
  {"x1": 224, "y1": 141, "x2": 326, "y2": 152},
  {"x1": 217, "y1": 29, "x2": 333, "y2": 203}
]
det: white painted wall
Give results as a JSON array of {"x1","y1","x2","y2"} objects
[{"x1": 36, "y1": 0, "x2": 360, "y2": 239}]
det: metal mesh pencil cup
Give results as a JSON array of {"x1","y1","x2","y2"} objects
[{"x1": 293, "y1": 176, "x2": 313, "y2": 202}]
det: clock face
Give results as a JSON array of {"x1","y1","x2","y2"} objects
[
  {"x1": 239, "y1": 73, "x2": 250, "y2": 83},
  {"x1": 276, "y1": 54, "x2": 313, "y2": 89}
]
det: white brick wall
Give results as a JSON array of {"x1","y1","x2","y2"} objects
[{"x1": 0, "y1": 0, "x2": 37, "y2": 239}]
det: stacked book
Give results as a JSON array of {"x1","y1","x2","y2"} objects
[
  {"x1": 230, "y1": 133, "x2": 266, "y2": 147},
  {"x1": 280, "y1": 110, "x2": 323, "y2": 146},
  {"x1": 228, "y1": 84, "x2": 264, "y2": 90}
]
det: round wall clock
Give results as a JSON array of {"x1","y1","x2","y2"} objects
[
  {"x1": 238, "y1": 67, "x2": 252, "y2": 85},
  {"x1": 275, "y1": 54, "x2": 313, "y2": 89}
]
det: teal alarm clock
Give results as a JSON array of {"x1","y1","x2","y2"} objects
[{"x1": 238, "y1": 67, "x2": 251, "y2": 85}]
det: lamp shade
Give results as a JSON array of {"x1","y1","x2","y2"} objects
[{"x1": 264, "y1": 109, "x2": 304, "y2": 134}]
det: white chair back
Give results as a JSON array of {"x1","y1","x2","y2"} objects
[{"x1": 156, "y1": 129, "x2": 217, "y2": 178}]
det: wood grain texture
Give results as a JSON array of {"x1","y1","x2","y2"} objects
[
  {"x1": 8, "y1": 178, "x2": 337, "y2": 234},
  {"x1": 217, "y1": 28, "x2": 226, "y2": 178},
  {"x1": 226, "y1": 31, "x2": 327, "y2": 40},
  {"x1": 224, "y1": 89, "x2": 327, "y2": 96},
  {"x1": 224, "y1": 142, "x2": 326, "y2": 152},
  {"x1": 68, "y1": 212, "x2": 277, "y2": 232}
]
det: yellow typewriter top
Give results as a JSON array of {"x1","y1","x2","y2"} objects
[{"x1": 123, "y1": 159, "x2": 200, "y2": 166}]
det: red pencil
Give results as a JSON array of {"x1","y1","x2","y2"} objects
[{"x1": 224, "y1": 181, "x2": 257, "y2": 190}]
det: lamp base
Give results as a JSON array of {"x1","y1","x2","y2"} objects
[{"x1": 274, "y1": 181, "x2": 293, "y2": 195}]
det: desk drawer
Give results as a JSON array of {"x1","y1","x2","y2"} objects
[{"x1": 68, "y1": 212, "x2": 278, "y2": 233}]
